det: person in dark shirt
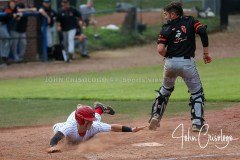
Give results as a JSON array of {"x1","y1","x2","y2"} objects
[
  {"x1": 10, "y1": 1, "x2": 28, "y2": 62},
  {"x1": 57, "y1": 0, "x2": 83, "y2": 62},
  {"x1": 148, "y1": 2, "x2": 212, "y2": 132},
  {"x1": 39, "y1": 0, "x2": 57, "y2": 59},
  {"x1": 0, "y1": 0, "x2": 15, "y2": 65}
]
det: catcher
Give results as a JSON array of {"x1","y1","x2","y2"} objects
[
  {"x1": 47, "y1": 102, "x2": 146, "y2": 153},
  {"x1": 149, "y1": 2, "x2": 212, "y2": 132}
]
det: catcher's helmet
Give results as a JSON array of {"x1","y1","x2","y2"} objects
[{"x1": 75, "y1": 105, "x2": 96, "y2": 124}]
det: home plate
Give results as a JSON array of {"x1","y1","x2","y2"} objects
[{"x1": 132, "y1": 142, "x2": 164, "y2": 147}]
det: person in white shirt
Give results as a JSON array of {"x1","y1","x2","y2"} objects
[
  {"x1": 47, "y1": 102, "x2": 146, "y2": 153},
  {"x1": 79, "y1": 0, "x2": 96, "y2": 27},
  {"x1": 79, "y1": 0, "x2": 99, "y2": 38}
]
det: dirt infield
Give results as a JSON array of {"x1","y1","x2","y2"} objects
[{"x1": 0, "y1": 104, "x2": 239, "y2": 160}]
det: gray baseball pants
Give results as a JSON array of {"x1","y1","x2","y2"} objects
[{"x1": 159, "y1": 57, "x2": 204, "y2": 126}]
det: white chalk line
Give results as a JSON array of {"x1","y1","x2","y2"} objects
[
  {"x1": 159, "y1": 152, "x2": 240, "y2": 160},
  {"x1": 132, "y1": 142, "x2": 164, "y2": 147}
]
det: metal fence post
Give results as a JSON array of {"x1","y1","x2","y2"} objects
[
  {"x1": 42, "y1": 17, "x2": 47, "y2": 62},
  {"x1": 134, "y1": 0, "x2": 138, "y2": 32}
]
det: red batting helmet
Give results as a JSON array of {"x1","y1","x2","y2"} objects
[{"x1": 75, "y1": 105, "x2": 96, "y2": 124}]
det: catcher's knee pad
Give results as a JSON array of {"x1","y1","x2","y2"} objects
[
  {"x1": 150, "y1": 86, "x2": 174, "y2": 121},
  {"x1": 189, "y1": 88, "x2": 205, "y2": 125}
]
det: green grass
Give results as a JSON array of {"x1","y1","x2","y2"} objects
[
  {"x1": 0, "y1": 99, "x2": 237, "y2": 128},
  {"x1": 85, "y1": 17, "x2": 219, "y2": 50},
  {"x1": 0, "y1": 58, "x2": 239, "y2": 101},
  {"x1": 85, "y1": 27, "x2": 146, "y2": 50}
]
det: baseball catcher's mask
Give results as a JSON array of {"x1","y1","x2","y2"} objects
[{"x1": 75, "y1": 105, "x2": 96, "y2": 124}]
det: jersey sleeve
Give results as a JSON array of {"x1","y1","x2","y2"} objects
[
  {"x1": 193, "y1": 18, "x2": 203, "y2": 33},
  {"x1": 58, "y1": 123, "x2": 75, "y2": 136},
  {"x1": 157, "y1": 33, "x2": 168, "y2": 45},
  {"x1": 157, "y1": 25, "x2": 171, "y2": 45},
  {"x1": 192, "y1": 17, "x2": 209, "y2": 47},
  {"x1": 92, "y1": 122, "x2": 111, "y2": 133}
]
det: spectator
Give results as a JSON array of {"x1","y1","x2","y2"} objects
[
  {"x1": 39, "y1": 0, "x2": 57, "y2": 60},
  {"x1": 79, "y1": 0, "x2": 99, "y2": 38},
  {"x1": 57, "y1": 0, "x2": 83, "y2": 62},
  {"x1": 0, "y1": 0, "x2": 14, "y2": 65},
  {"x1": 75, "y1": 24, "x2": 89, "y2": 58},
  {"x1": 10, "y1": 1, "x2": 28, "y2": 63},
  {"x1": 80, "y1": 0, "x2": 96, "y2": 27}
]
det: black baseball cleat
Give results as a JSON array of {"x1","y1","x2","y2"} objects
[
  {"x1": 94, "y1": 102, "x2": 115, "y2": 115},
  {"x1": 81, "y1": 54, "x2": 90, "y2": 59},
  {"x1": 192, "y1": 124, "x2": 207, "y2": 132}
]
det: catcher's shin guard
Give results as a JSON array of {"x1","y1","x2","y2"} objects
[
  {"x1": 149, "y1": 86, "x2": 174, "y2": 130},
  {"x1": 189, "y1": 88, "x2": 205, "y2": 131}
]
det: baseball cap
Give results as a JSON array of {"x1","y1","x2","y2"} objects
[{"x1": 43, "y1": 0, "x2": 51, "y2": 2}]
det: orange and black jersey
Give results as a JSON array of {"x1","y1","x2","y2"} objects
[{"x1": 157, "y1": 16, "x2": 208, "y2": 58}]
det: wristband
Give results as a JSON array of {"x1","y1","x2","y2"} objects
[
  {"x1": 50, "y1": 131, "x2": 64, "y2": 147},
  {"x1": 122, "y1": 126, "x2": 132, "y2": 132}
]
